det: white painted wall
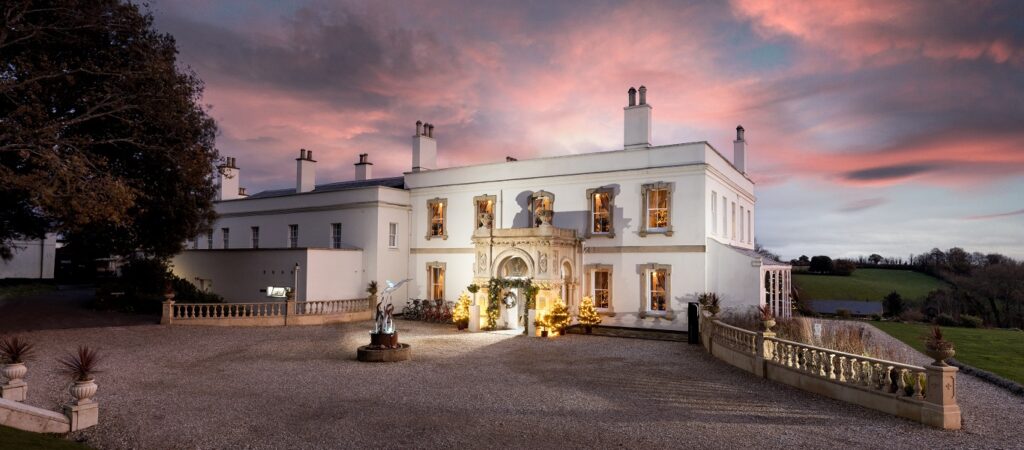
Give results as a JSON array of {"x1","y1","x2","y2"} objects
[
  {"x1": 705, "y1": 239, "x2": 762, "y2": 313},
  {"x1": 171, "y1": 248, "x2": 363, "y2": 302},
  {"x1": 0, "y1": 235, "x2": 56, "y2": 279}
]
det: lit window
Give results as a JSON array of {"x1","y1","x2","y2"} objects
[
  {"x1": 589, "y1": 190, "x2": 610, "y2": 234},
  {"x1": 331, "y1": 223, "x2": 342, "y2": 249},
  {"x1": 251, "y1": 226, "x2": 260, "y2": 249},
  {"x1": 474, "y1": 195, "x2": 496, "y2": 229},
  {"x1": 222, "y1": 228, "x2": 230, "y2": 249},
  {"x1": 640, "y1": 182, "x2": 673, "y2": 236},
  {"x1": 530, "y1": 191, "x2": 554, "y2": 227},
  {"x1": 647, "y1": 268, "x2": 668, "y2": 312},
  {"x1": 711, "y1": 191, "x2": 718, "y2": 235},
  {"x1": 388, "y1": 223, "x2": 398, "y2": 248},
  {"x1": 428, "y1": 263, "x2": 445, "y2": 300},
  {"x1": 593, "y1": 270, "x2": 610, "y2": 308},
  {"x1": 288, "y1": 224, "x2": 299, "y2": 248},
  {"x1": 426, "y1": 198, "x2": 447, "y2": 239}
]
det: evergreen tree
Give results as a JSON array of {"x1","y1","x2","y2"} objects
[
  {"x1": 546, "y1": 296, "x2": 571, "y2": 334},
  {"x1": 577, "y1": 296, "x2": 602, "y2": 329},
  {"x1": 452, "y1": 292, "x2": 471, "y2": 329}
]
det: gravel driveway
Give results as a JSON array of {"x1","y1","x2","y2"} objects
[{"x1": 11, "y1": 321, "x2": 1024, "y2": 449}]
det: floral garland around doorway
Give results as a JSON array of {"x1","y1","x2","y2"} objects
[{"x1": 485, "y1": 277, "x2": 538, "y2": 330}]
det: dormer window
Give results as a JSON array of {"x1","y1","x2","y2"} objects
[
  {"x1": 530, "y1": 191, "x2": 554, "y2": 227},
  {"x1": 640, "y1": 182, "x2": 674, "y2": 236}
]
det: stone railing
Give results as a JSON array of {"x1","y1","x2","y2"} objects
[
  {"x1": 161, "y1": 295, "x2": 373, "y2": 327},
  {"x1": 699, "y1": 311, "x2": 961, "y2": 430},
  {"x1": 1, "y1": 362, "x2": 98, "y2": 433}
]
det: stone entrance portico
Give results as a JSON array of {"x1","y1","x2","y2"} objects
[{"x1": 471, "y1": 221, "x2": 582, "y2": 330}]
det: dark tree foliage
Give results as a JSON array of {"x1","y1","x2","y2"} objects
[
  {"x1": 832, "y1": 259, "x2": 856, "y2": 276},
  {"x1": 883, "y1": 291, "x2": 904, "y2": 318},
  {"x1": 868, "y1": 253, "x2": 883, "y2": 265},
  {"x1": 809, "y1": 255, "x2": 833, "y2": 274},
  {"x1": 0, "y1": 1, "x2": 219, "y2": 260}
]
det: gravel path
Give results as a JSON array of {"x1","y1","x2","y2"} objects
[{"x1": 10, "y1": 321, "x2": 1024, "y2": 449}]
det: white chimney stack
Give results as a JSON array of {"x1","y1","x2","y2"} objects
[
  {"x1": 296, "y1": 148, "x2": 316, "y2": 193},
  {"x1": 355, "y1": 153, "x2": 373, "y2": 180},
  {"x1": 624, "y1": 86, "x2": 652, "y2": 149},
  {"x1": 412, "y1": 120, "x2": 437, "y2": 172},
  {"x1": 733, "y1": 125, "x2": 746, "y2": 174},
  {"x1": 217, "y1": 157, "x2": 240, "y2": 201}
]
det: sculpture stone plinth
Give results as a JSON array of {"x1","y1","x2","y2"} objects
[{"x1": 357, "y1": 343, "x2": 412, "y2": 362}]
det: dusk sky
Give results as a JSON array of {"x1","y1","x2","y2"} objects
[{"x1": 150, "y1": 0, "x2": 1024, "y2": 260}]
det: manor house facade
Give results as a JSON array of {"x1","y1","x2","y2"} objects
[{"x1": 172, "y1": 87, "x2": 792, "y2": 330}]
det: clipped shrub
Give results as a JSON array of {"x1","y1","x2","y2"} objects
[
  {"x1": 836, "y1": 309, "x2": 852, "y2": 319},
  {"x1": 899, "y1": 309, "x2": 924, "y2": 323},
  {"x1": 870, "y1": 314, "x2": 882, "y2": 321},
  {"x1": 960, "y1": 315, "x2": 984, "y2": 328},
  {"x1": 883, "y1": 291, "x2": 905, "y2": 318},
  {"x1": 832, "y1": 259, "x2": 857, "y2": 276},
  {"x1": 935, "y1": 314, "x2": 958, "y2": 326}
]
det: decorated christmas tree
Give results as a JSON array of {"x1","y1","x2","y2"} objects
[
  {"x1": 576, "y1": 296, "x2": 602, "y2": 332},
  {"x1": 452, "y1": 292, "x2": 472, "y2": 330},
  {"x1": 546, "y1": 295, "x2": 571, "y2": 335}
]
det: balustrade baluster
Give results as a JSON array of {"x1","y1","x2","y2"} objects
[
  {"x1": 837, "y1": 356, "x2": 847, "y2": 382},
  {"x1": 914, "y1": 372, "x2": 925, "y2": 399}
]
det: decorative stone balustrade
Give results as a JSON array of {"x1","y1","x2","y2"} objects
[
  {"x1": 162, "y1": 297, "x2": 372, "y2": 327},
  {"x1": 699, "y1": 311, "x2": 960, "y2": 430}
]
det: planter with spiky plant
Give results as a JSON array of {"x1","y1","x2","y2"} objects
[
  {"x1": 697, "y1": 292, "x2": 721, "y2": 317},
  {"x1": 58, "y1": 346, "x2": 101, "y2": 404},
  {"x1": 1, "y1": 336, "x2": 35, "y2": 401},
  {"x1": 924, "y1": 326, "x2": 955, "y2": 366},
  {"x1": 366, "y1": 281, "x2": 379, "y2": 309}
]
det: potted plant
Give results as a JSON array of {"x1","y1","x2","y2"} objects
[
  {"x1": 576, "y1": 296, "x2": 602, "y2": 334},
  {"x1": 58, "y1": 346, "x2": 101, "y2": 404},
  {"x1": 466, "y1": 284, "x2": 480, "y2": 306},
  {"x1": 0, "y1": 336, "x2": 35, "y2": 385},
  {"x1": 698, "y1": 292, "x2": 721, "y2": 317},
  {"x1": 758, "y1": 304, "x2": 776, "y2": 332},
  {"x1": 924, "y1": 326, "x2": 955, "y2": 366}
]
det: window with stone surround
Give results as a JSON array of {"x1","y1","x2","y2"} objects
[
  {"x1": 331, "y1": 223, "x2": 342, "y2": 249},
  {"x1": 731, "y1": 202, "x2": 736, "y2": 240},
  {"x1": 388, "y1": 222, "x2": 398, "y2": 248},
  {"x1": 640, "y1": 182, "x2": 674, "y2": 236},
  {"x1": 221, "y1": 228, "x2": 230, "y2": 249},
  {"x1": 740, "y1": 206, "x2": 745, "y2": 243},
  {"x1": 747, "y1": 210, "x2": 752, "y2": 243},
  {"x1": 207, "y1": 233, "x2": 213, "y2": 250},
  {"x1": 251, "y1": 226, "x2": 260, "y2": 249},
  {"x1": 640, "y1": 264, "x2": 671, "y2": 314},
  {"x1": 289, "y1": 224, "x2": 299, "y2": 248},
  {"x1": 586, "y1": 187, "x2": 615, "y2": 238},
  {"x1": 474, "y1": 194, "x2": 496, "y2": 230},
  {"x1": 711, "y1": 191, "x2": 718, "y2": 236},
  {"x1": 427, "y1": 262, "x2": 446, "y2": 300},
  {"x1": 529, "y1": 190, "x2": 555, "y2": 227},
  {"x1": 426, "y1": 198, "x2": 447, "y2": 239}
]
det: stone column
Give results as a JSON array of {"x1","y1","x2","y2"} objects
[
  {"x1": 1, "y1": 365, "x2": 27, "y2": 402},
  {"x1": 527, "y1": 309, "x2": 538, "y2": 337},
  {"x1": 285, "y1": 292, "x2": 296, "y2": 326},
  {"x1": 468, "y1": 305, "x2": 481, "y2": 332},
  {"x1": 754, "y1": 331, "x2": 775, "y2": 378},
  {"x1": 65, "y1": 399, "x2": 99, "y2": 431},
  {"x1": 922, "y1": 364, "x2": 961, "y2": 430}
]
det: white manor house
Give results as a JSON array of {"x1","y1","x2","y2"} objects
[{"x1": 172, "y1": 87, "x2": 792, "y2": 330}]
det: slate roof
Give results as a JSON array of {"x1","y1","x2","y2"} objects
[
  {"x1": 727, "y1": 244, "x2": 791, "y2": 266},
  {"x1": 244, "y1": 176, "x2": 406, "y2": 199},
  {"x1": 808, "y1": 300, "x2": 883, "y2": 316}
]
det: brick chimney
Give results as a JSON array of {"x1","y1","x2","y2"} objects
[
  {"x1": 624, "y1": 86, "x2": 652, "y2": 149},
  {"x1": 296, "y1": 148, "x2": 316, "y2": 193},
  {"x1": 412, "y1": 120, "x2": 436, "y2": 172},
  {"x1": 733, "y1": 125, "x2": 746, "y2": 174},
  {"x1": 217, "y1": 157, "x2": 240, "y2": 201},
  {"x1": 355, "y1": 153, "x2": 373, "y2": 180}
]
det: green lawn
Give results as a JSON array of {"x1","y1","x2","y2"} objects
[
  {"x1": 794, "y1": 268, "x2": 945, "y2": 303},
  {"x1": 871, "y1": 321, "x2": 1024, "y2": 385},
  {"x1": 0, "y1": 282, "x2": 55, "y2": 302},
  {"x1": 0, "y1": 425, "x2": 87, "y2": 449}
]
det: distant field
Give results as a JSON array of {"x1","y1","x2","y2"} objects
[
  {"x1": 794, "y1": 268, "x2": 945, "y2": 303},
  {"x1": 871, "y1": 321, "x2": 1024, "y2": 385}
]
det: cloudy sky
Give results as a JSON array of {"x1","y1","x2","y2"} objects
[{"x1": 150, "y1": 0, "x2": 1024, "y2": 260}]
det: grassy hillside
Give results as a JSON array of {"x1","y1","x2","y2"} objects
[
  {"x1": 871, "y1": 321, "x2": 1024, "y2": 385},
  {"x1": 794, "y1": 268, "x2": 945, "y2": 303}
]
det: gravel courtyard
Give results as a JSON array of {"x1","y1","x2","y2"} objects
[{"x1": 14, "y1": 321, "x2": 1024, "y2": 449}]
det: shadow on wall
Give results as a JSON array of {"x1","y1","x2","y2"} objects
[{"x1": 510, "y1": 186, "x2": 633, "y2": 235}]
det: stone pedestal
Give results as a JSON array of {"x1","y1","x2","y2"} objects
[
  {"x1": 468, "y1": 305, "x2": 481, "y2": 332},
  {"x1": 65, "y1": 401, "x2": 99, "y2": 431},
  {"x1": 922, "y1": 364, "x2": 961, "y2": 430},
  {"x1": 357, "y1": 344, "x2": 412, "y2": 362},
  {"x1": 1, "y1": 380, "x2": 27, "y2": 402},
  {"x1": 527, "y1": 309, "x2": 538, "y2": 337}
]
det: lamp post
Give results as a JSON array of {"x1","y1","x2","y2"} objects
[{"x1": 293, "y1": 262, "x2": 300, "y2": 301}]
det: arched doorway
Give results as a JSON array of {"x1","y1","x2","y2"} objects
[{"x1": 495, "y1": 256, "x2": 530, "y2": 330}]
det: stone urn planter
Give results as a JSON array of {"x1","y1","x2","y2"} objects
[
  {"x1": 926, "y1": 342, "x2": 955, "y2": 366},
  {"x1": 537, "y1": 209, "x2": 553, "y2": 226},
  {"x1": 1, "y1": 362, "x2": 27, "y2": 383},
  {"x1": 762, "y1": 318, "x2": 776, "y2": 332},
  {"x1": 70, "y1": 378, "x2": 98, "y2": 404},
  {"x1": 478, "y1": 212, "x2": 493, "y2": 229}
]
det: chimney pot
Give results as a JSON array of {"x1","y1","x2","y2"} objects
[
  {"x1": 412, "y1": 121, "x2": 438, "y2": 171},
  {"x1": 428, "y1": 124, "x2": 434, "y2": 138},
  {"x1": 416, "y1": 121, "x2": 423, "y2": 136},
  {"x1": 307, "y1": 150, "x2": 313, "y2": 160},
  {"x1": 736, "y1": 125, "x2": 745, "y2": 141},
  {"x1": 733, "y1": 125, "x2": 747, "y2": 174},
  {"x1": 638, "y1": 85, "x2": 647, "y2": 105},
  {"x1": 627, "y1": 87, "x2": 637, "y2": 107}
]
